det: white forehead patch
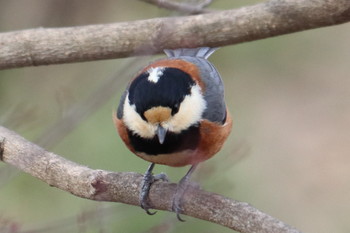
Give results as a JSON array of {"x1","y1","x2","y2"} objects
[{"x1": 147, "y1": 67, "x2": 165, "y2": 83}]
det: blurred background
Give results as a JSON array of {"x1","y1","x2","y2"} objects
[{"x1": 0, "y1": 0, "x2": 350, "y2": 232}]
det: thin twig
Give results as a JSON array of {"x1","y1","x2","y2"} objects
[
  {"x1": 35, "y1": 57, "x2": 145, "y2": 149},
  {"x1": 140, "y1": 0, "x2": 214, "y2": 14},
  {"x1": 0, "y1": 0, "x2": 349, "y2": 70},
  {"x1": 0, "y1": 125, "x2": 302, "y2": 233}
]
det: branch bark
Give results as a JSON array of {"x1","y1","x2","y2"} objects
[
  {"x1": 0, "y1": 0, "x2": 349, "y2": 70},
  {"x1": 0, "y1": 125, "x2": 301, "y2": 233}
]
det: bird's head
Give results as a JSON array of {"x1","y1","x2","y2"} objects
[{"x1": 122, "y1": 65, "x2": 206, "y2": 144}]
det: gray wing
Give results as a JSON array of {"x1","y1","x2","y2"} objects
[
  {"x1": 164, "y1": 47, "x2": 218, "y2": 59},
  {"x1": 164, "y1": 47, "x2": 227, "y2": 124},
  {"x1": 116, "y1": 90, "x2": 128, "y2": 119}
]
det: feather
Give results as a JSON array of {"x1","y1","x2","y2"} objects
[{"x1": 164, "y1": 47, "x2": 218, "y2": 59}]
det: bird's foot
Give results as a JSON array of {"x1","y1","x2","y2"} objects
[
  {"x1": 172, "y1": 178, "x2": 189, "y2": 222},
  {"x1": 171, "y1": 164, "x2": 198, "y2": 221},
  {"x1": 140, "y1": 163, "x2": 168, "y2": 215}
]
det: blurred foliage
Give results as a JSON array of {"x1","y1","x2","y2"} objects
[{"x1": 1, "y1": 0, "x2": 350, "y2": 233}]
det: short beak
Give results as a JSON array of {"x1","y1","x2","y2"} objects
[{"x1": 156, "y1": 125, "x2": 167, "y2": 144}]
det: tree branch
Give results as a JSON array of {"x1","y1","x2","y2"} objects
[
  {"x1": 0, "y1": 0, "x2": 349, "y2": 70},
  {"x1": 0, "y1": 125, "x2": 301, "y2": 233}
]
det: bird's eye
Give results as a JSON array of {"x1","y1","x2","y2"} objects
[{"x1": 172, "y1": 103, "x2": 180, "y2": 115}]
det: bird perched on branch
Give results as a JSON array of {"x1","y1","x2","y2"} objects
[{"x1": 114, "y1": 47, "x2": 232, "y2": 220}]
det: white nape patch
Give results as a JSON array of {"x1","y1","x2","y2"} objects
[
  {"x1": 147, "y1": 67, "x2": 165, "y2": 83},
  {"x1": 123, "y1": 94, "x2": 156, "y2": 138},
  {"x1": 163, "y1": 85, "x2": 206, "y2": 133}
]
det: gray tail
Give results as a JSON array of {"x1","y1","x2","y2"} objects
[{"x1": 164, "y1": 47, "x2": 218, "y2": 59}]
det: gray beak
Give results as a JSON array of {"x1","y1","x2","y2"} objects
[{"x1": 156, "y1": 125, "x2": 167, "y2": 144}]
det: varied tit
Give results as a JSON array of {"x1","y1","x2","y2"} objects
[{"x1": 114, "y1": 47, "x2": 232, "y2": 220}]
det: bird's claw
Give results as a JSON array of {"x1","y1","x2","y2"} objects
[
  {"x1": 172, "y1": 196, "x2": 186, "y2": 222},
  {"x1": 171, "y1": 176, "x2": 190, "y2": 222},
  {"x1": 154, "y1": 172, "x2": 169, "y2": 182},
  {"x1": 171, "y1": 164, "x2": 197, "y2": 221},
  {"x1": 141, "y1": 201, "x2": 157, "y2": 215},
  {"x1": 140, "y1": 164, "x2": 169, "y2": 215}
]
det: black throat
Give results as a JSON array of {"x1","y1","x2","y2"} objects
[{"x1": 127, "y1": 125, "x2": 200, "y2": 155}]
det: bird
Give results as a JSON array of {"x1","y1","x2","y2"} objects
[{"x1": 113, "y1": 47, "x2": 232, "y2": 220}]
